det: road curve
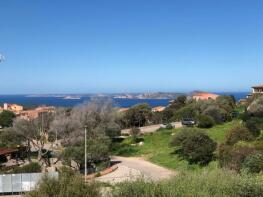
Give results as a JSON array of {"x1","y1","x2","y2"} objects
[{"x1": 96, "y1": 156, "x2": 175, "y2": 183}]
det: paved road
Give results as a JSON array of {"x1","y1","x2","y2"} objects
[
  {"x1": 97, "y1": 156, "x2": 175, "y2": 183},
  {"x1": 121, "y1": 122, "x2": 182, "y2": 135}
]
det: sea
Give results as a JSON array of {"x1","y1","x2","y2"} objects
[{"x1": 0, "y1": 92, "x2": 248, "y2": 108}]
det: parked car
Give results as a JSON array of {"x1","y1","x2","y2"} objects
[{"x1": 181, "y1": 118, "x2": 196, "y2": 126}]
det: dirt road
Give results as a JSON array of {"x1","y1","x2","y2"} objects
[{"x1": 96, "y1": 156, "x2": 175, "y2": 183}]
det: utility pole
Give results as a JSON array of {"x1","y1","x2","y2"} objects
[{"x1": 84, "y1": 125, "x2": 87, "y2": 182}]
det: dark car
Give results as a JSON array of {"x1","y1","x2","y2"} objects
[{"x1": 181, "y1": 118, "x2": 196, "y2": 126}]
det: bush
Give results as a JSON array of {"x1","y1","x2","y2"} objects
[
  {"x1": 12, "y1": 162, "x2": 42, "y2": 173},
  {"x1": 0, "y1": 110, "x2": 16, "y2": 128},
  {"x1": 165, "y1": 123, "x2": 174, "y2": 130},
  {"x1": 218, "y1": 145, "x2": 255, "y2": 172},
  {"x1": 25, "y1": 170, "x2": 100, "y2": 197},
  {"x1": 247, "y1": 97, "x2": 263, "y2": 117},
  {"x1": 243, "y1": 152, "x2": 263, "y2": 173},
  {"x1": 197, "y1": 115, "x2": 215, "y2": 128},
  {"x1": 130, "y1": 127, "x2": 141, "y2": 142},
  {"x1": 202, "y1": 105, "x2": 227, "y2": 124},
  {"x1": 173, "y1": 105, "x2": 198, "y2": 121},
  {"x1": 225, "y1": 126, "x2": 254, "y2": 145},
  {"x1": 245, "y1": 117, "x2": 263, "y2": 137},
  {"x1": 112, "y1": 169, "x2": 263, "y2": 197},
  {"x1": 171, "y1": 128, "x2": 217, "y2": 165}
]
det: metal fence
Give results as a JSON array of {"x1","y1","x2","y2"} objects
[{"x1": 0, "y1": 172, "x2": 58, "y2": 193}]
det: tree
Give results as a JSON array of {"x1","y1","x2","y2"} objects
[
  {"x1": 49, "y1": 99, "x2": 115, "y2": 171},
  {"x1": 12, "y1": 112, "x2": 54, "y2": 166},
  {"x1": 173, "y1": 104, "x2": 199, "y2": 121},
  {"x1": 171, "y1": 128, "x2": 217, "y2": 165},
  {"x1": 202, "y1": 105, "x2": 227, "y2": 123},
  {"x1": 123, "y1": 104, "x2": 152, "y2": 127},
  {"x1": 0, "y1": 110, "x2": 16, "y2": 127},
  {"x1": 0, "y1": 128, "x2": 24, "y2": 148}
]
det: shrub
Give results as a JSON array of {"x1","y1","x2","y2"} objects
[
  {"x1": 247, "y1": 97, "x2": 263, "y2": 117},
  {"x1": 225, "y1": 126, "x2": 254, "y2": 145},
  {"x1": 173, "y1": 105, "x2": 198, "y2": 121},
  {"x1": 218, "y1": 144, "x2": 255, "y2": 172},
  {"x1": 245, "y1": 117, "x2": 263, "y2": 137},
  {"x1": 165, "y1": 123, "x2": 174, "y2": 130},
  {"x1": 197, "y1": 115, "x2": 215, "y2": 128},
  {"x1": 112, "y1": 169, "x2": 263, "y2": 197},
  {"x1": 243, "y1": 152, "x2": 263, "y2": 173},
  {"x1": 12, "y1": 162, "x2": 42, "y2": 173},
  {"x1": 171, "y1": 128, "x2": 217, "y2": 165},
  {"x1": 202, "y1": 105, "x2": 227, "y2": 124},
  {"x1": 130, "y1": 127, "x2": 141, "y2": 142},
  {"x1": 25, "y1": 169, "x2": 100, "y2": 197}
]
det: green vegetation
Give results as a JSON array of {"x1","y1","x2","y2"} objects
[
  {"x1": 12, "y1": 162, "x2": 42, "y2": 173},
  {"x1": 112, "y1": 169, "x2": 263, "y2": 197},
  {"x1": 25, "y1": 169, "x2": 100, "y2": 197},
  {"x1": 112, "y1": 120, "x2": 241, "y2": 171},
  {"x1": 0, "y1": 110, "x2": 16, "y2": 127},
  {"x1": 197, "y1": 114, "x2": 215, "y2": 128},
  {"x1": 170, "y1": 128, "x2": 217, "y2": 165}
]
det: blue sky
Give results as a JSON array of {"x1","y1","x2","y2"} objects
[{"x1": 0, "y1": 0, "x2": 262, "y2": 94}]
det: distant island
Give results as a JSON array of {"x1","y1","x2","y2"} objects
[{"x1": 26, "y1": 92, "x2": 185, "y2": 100}]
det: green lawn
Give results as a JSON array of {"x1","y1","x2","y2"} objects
[{"x1": 112, "y1": 120, "x2": 241, "y2": 171}]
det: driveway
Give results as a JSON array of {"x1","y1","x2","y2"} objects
[
  {"x1": 96, "y1": 156, "x2": 175, "y2": 183},
  {"x1": 121, "y1": 122, "x2": 182, "y2": 135}
]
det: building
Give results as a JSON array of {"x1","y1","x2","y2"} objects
[
  {"x1": 19, "y1": 106, "x2": 55, "y2": 120},
  {"x1": 3, "y1": 103, "x2": 23, "y2": 114},
  {"x1": 118, "y1": 108, "x2": 129, "y2": 113},
  {"x1": 252, "y1": 85, "x2": 263, "y2": 94},
  {"x1": 152, "y1": 106, "x2": 166, "y2": 112},
  {"x1": 192, "y1": 92, "x2": 219, "y2": 100}
]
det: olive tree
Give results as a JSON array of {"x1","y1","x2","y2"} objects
[
  {"x1": 50, "y1": 99, "x2": 118, "y2": 171},
  {"x1": 12, "y1": 112, "x2": 54, "y2": 165}
]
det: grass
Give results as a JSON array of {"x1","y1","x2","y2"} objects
[
  {"x1": 204, "y1": 120, "x2": 241, "y2": 143},
  {"x1": 112, "y1": 120, "x2": 241, "y2": 171},
  {"x1": 112, "y1": 168, "x2": 263, "y2": 197}
]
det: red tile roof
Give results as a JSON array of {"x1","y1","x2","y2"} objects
[
  {"x1": 0, "y1": 147, "x2": 18, "y2": 155},
  {"x1": 252, "y1": 85, "x2": 263, "y2": 88}
]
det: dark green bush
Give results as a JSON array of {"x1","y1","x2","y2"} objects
[
  {"x1": 225, "y1": 126, "x2": 254, "y2": 145},
  {"x1": 245, "y1": 117, "x2": 263, "y2": 137},
  {"x1": 165, "y1": 123, "x2": 174, "y2": 130},
  {"x1": 171, "y1": 128, "x2": 217, "y2": 165},
  {"x1": 243, "y1": 152, "x2": 263, "y2": 173},
  {"x1": 197, "y1": 115, "x2": 215, "y2": 128},
  {"x1": 202, "y1": 105, "x2": 227, "y2": 124}
]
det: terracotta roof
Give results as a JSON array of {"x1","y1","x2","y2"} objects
[
  {"x1": 252, "y1": 85, "x2": 263, "y2": 88},
  {"x1": 192, "y1": 92, "x2": 219, "y2": 100},
  {"x1": 0, "y1": 147, "x2": 18, "y2": 155}
]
